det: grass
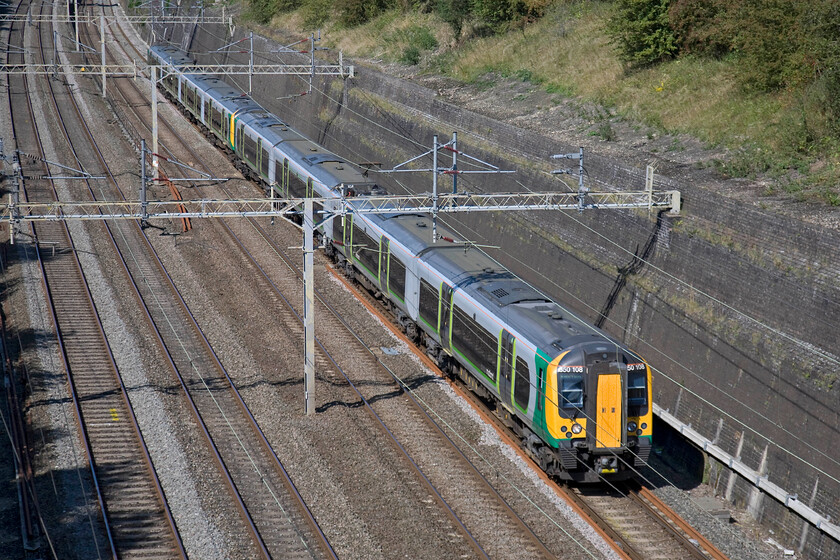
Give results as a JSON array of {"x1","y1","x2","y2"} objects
[
  {"x1": 312, "y1": 10, "x2": 452, "y2": 64},
  {"x1": 264, "y1": 1, "x2": 839, "y2": 205}
]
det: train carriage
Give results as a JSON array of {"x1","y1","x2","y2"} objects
[
  {"x1": 148, "y1": 44, "x2": 653, "y2": 482},
  {"x1": 332, "y1": 207, "x2": 653, "y2": 482}
]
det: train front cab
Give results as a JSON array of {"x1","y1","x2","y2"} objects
[{"x1": 544, "y1": 343, "x2": 652, "y2": 482}]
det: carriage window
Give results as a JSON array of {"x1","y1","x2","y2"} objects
[
  {"x1": 211, "y1": 105, "x2": 222, "y2": 132},
  {"x1": 243, "y1": 133, "x2": 257, "y2": 164},
  {"x1": 260, "y1": 146, "x2": 269, "y2": 177},
  {"x1": 333, "y1": 215, "x2": 346, "y2": 245},
  {"x1": 514, "y1": 355, "x2": 530, "y2": 410},
  {"x1": 352, "y1": 224, "x2": 379, "y2": 276},
  {"x1": 419, "y1": 279, "x2": 438, "y2": 330},
  {"x1": 452, "y1": 305, "x2": 496, "y2": 380},
  {"x1": 273, "y1": 158, "x2": 288, "y2": 193},
  {"x1": 203, "y1": 99, "x2": 209, "y2": 123},
  {"x1": 287, "y1": 167, "x2": 305, "y2": 196},
  {"x1": 560, "y1": 374, "x2": 584, "y2": 409},
  {"x1": 627, "y1": 365, "x2": 648, "y2": 415},
  {"x1": 388, "y1": 252, "x2": 406, "y2": 301}
]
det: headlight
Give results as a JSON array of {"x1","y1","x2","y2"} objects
[
  {"x1": 627, "y1": 421, "x2": 637, "y2": 433},
  {"x1": 571, "y1": 423, "x2": 583, "y2": 434}
]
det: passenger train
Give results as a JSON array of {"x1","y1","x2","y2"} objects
[{"x1": 148, "y1": 45, "x2": 653, "y2": 482}]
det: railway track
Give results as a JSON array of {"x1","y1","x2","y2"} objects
[
  {"x1": 564, "y1": 482, "x2": 729, "y2": 560},
  {"x1": 3, "y1": 0, "x2": 184, "y2": 557},
  {"x1": 104, "y1": 8, "x2": 693, "y2": 558},
  {"x1": 36, "y1": 4, "x2": 734, "y2": 559},
  {"x1": 241, "y1": 217, "x2": 568, "y2": 559},
  {"x1": 66, "y1": 6, "x2": 337, "y2": 559},
  {"x1": 85, "y1": 10, "x2": 573, "y2": 557},
  {"x1": 319, "y1": 246, "x2": 732, "y2": 560},
  {"x1": 1, "y1": 2, "x2": 337, "y2": 557},
  {"x1": 318, "y1": 240, "x2": 733, "y2": 560}
]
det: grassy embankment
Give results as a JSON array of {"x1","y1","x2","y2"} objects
[{"x1": 257, "y1": 1, "x2": 839, "y2": 206}]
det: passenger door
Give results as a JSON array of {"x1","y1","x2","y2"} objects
[
  {"x1": 439, "y1": 284, "x2": 453, "y2": 351},
  {"x1": 379, "y1": 237, "x2": 389, "y2": 290},
  {"x1": 591, "y1": 362, "x2": 625, "y2": 449},
  {"x1": 499, "y1": 330, "x2": 514, "y2": 410}
]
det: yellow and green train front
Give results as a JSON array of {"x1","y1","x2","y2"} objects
[{"x1": 538, "y1": 342, "x2": 652, "y2": 483}]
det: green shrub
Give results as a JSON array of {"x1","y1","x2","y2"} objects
[
  {"x1": 668, "y1": 0, "x2": 734, "y2": 57},
  {"x1": 592, "y1": 121, "x2": 616, "y2": 141},
  {"x1": 399, "y1": 25, "x2": 439, "y2": 49},
  {"x1": 336, "y1": 0, "x2": 393, "y2": 26},
  {"x1": 247, "y1": 0, "x2": 279, "y2": 24},
  {"x1": 731, "y1": 0, "x2": 803, "y2": 92},
  {"x1": 472, "y1": 0, "x2": 522, "y2": 31},
  {"x1": 394, "y1": 25, "x2": 438, "y2": 64},
  {"x1": 801, "y1": 1, "x2": 840, "y2": 134},
  {"x1": 276, "y1": 0, "x2": 303, "y2": 11},
  {"x1": 400, "y1": 45, "x2": 422, "y2": 64},
  {"x1": 436, "y1": 0, "x2": 471, "y2": 36},
  {"x1": 606, "y1": 0, "x2": 678, "y2": 66},
  {"x1": 300, "y1": 0, "x2": 334, "y2": 28}
]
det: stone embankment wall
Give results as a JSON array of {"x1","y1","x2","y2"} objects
[{"x1": 161, "y1": 22, "x2": 838, "y2": 558}]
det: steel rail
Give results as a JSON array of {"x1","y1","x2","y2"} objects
[
  {"x1": 562, "y1": 488, "x2": 636, "y2": 560},
  {"x1": 4, "y1": 0, "x2": 118, "y2": 554},
  {"x1": 243, "y1": 207, "x2": 566, "y2": 558},
  {"x1": 0, "y1": 62, "x2": 351, "y2": 75},
  {"x1": 632, "y1": 485, "x2": 729, "y2": 560},
  {"x1": 143, "y1": 82, "x2": 545, "y2": 554},
  {"x1": 323, "y1": 258, "x2": 727, "y2": 560},
  {"x1": 221, "y1": 219, "x2": 491, "y2": 560},
  {"x1": 111, "y1": 19, "x2": 486, "y2": 552},
  {"x1": 74, "y1": 9, "x2": 336, "y2": 556},
  {"x1": 103, "y1": 8, "x2": 336, "y2": 552},
  {"x1": 0, "y1": 14, "x2": 230, "y2": 23},
  {"x1": 106, "y1": 14, "x2": 604, "y2": 557},
  {"x1": 39, "y1": 8, "x2": 193, "y2": 556},
  {"x1": 27, "y1": 1, "x2": 192, "y2": 555},
  {"x1": 0, "y1": 282, "x2": 39, "y2": 552},
  {"x1": 65, "y1": 11, "x2": 274, "y2": 558},
  {"x1": 85, "y1": 10, "x2": 686, "y2": 560}
]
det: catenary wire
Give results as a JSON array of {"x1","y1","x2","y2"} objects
[{"x1": 275, "y1": 64, "x2": 840, "y2": 482}]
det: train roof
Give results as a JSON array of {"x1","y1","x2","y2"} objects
[
  {"x1": 149, "y1": 45, "x2": 193, "y2": 67},
  {"x1": 378, "y1": 213, "x2": 610, "y2": 356},
  {"x1": 150, "y1": 43, "x2": 619, "y2": 357},
  {"x1": 151, "y1": 44, "x2": 372, "y2": 189},
  {"x1": 233, "y1": 110, "x2": 373, "y2": 188}
]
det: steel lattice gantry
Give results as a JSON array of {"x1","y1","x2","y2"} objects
[
  {"x1": 0, "y1": 190, "x2": 681, "y2": 223},
  {"x1": 0, "y1": 189, "x2": 679, "y2": 415},
  {"x1": 0, "y1": 63, "x2": 354, "y2": 77},
  {"x1": 0, "y1": 14, "x2": 230, "y2": 24}
]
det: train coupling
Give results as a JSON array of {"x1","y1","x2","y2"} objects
[{"x1": 595, "y1": 455, "x2": 619, "y2": 475}]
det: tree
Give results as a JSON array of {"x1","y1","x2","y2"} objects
[
  {"x1": 606, "y1": 0, "x2": 678, "y2": 66},
  {"x1": 437, "y1": 0, "x2": 471, "y2": 37},
  {"x1": 668, "y1": 0, "x2": 735, "y2": 57}
]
